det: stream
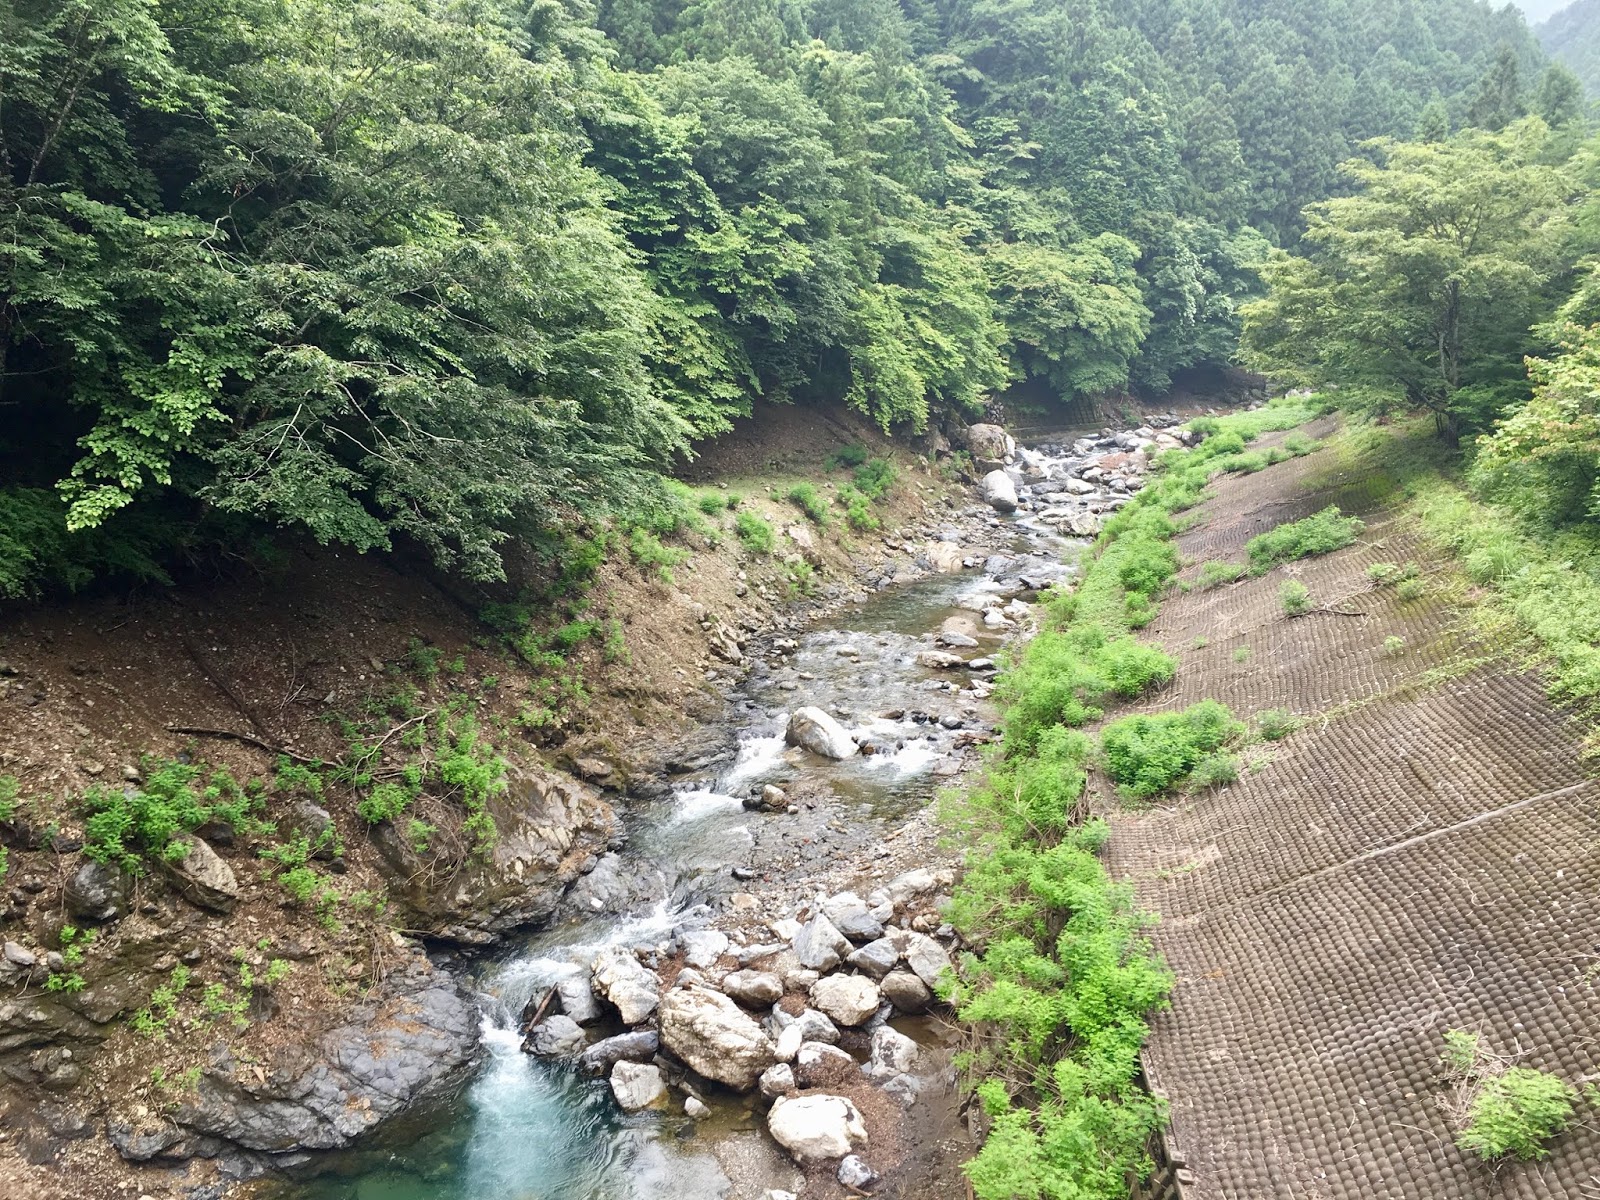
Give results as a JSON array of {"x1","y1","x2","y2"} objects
[{"x1": 273, "y1": 425, "x2": 1114, "y2": 1200}]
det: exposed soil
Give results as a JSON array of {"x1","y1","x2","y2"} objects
[{"x1": 1104, "y1": 425, "x2": 1600, "y2": 1200}]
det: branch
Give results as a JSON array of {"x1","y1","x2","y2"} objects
[{"x1": 165, "y1": 726, "x2": 320, "y2": 765}]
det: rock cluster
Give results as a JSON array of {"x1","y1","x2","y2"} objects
[{"x1": 518, "y1": 866, "x2": 957, "y2": 1189}]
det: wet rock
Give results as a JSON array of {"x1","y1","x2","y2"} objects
[
  {"x1": 578, "y1": 1031, "x2": 659, "y2": 1076},
  {"x1": 767, "y1": 1094, "x2": 868, "y2": 1165},
  {"x1": 562, "y1": 852, "x2": 666, "y2": 920},
  {"x1": 845, "y1": 938, "x2": 899, "y2": 980},
  {"x1": 679, "y1": 929, "x2": 730, "y2": 971},
  {"x1": 980, "y1": 470, "x2": 1018, "y2": 513},
  {"x1": 174, "y1": 970, "x2": 477, "y2": 1154},
  {"x1": 809, "y1": 975, "x2": 880, "y2": 1027},
  {"x1": 759, "y1": 1062, "x2": 796, "y2": 1098},
  {"x1": 555, "y1": 975, "x2": 601, "y2": 1026},
  {"x1": 880, "y1": 971, "x2": 932, "y2": 1014},
  {"x1": 684, "y1": 1095, "x2": 710, "y2": 1119},
  {"x1": 721, "y1": 970, "x2": 783, "y2": 1008},
  {"x1": 63, "y1": 861, "x2": 131, "y2": 922},
  {"x1": 658, "y1": 986, "x2": 776, "y2": 1092},
  {"x1": 524, "y1": 1014, "x2": 586, "y2": 1058},
  {"x1": 610, "y1": 1061, "x2": 666, "y2": 1112},
  {"x1": 164, "y1": 836, "x2": 238, "y2": 914},
  {"x1": 839, "y1": 1154, "x2": 881, "y2": 1190},
  {"x1": 792, "y1": 910, "x2": 851, "y2": 972},
  {"x1": 914, "y1": 649, "x2": 966, "y2": 670},
  {"x1": 819, "y1": 892, "x2": 883, "y2": 943},
  {"x1": 865, "y1": 1026, "x2": 920, "y2": 1081},
  {"x1": 784, "y1": 707, "x2": 858, "y2": 760},
  {"x1": 592, "y1": 947, "x2": 660, "y2": 1026}
]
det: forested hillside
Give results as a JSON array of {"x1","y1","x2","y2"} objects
[
  {"x1": 1540, "y1": 0, "x2": 1600, "y2": 93},
  {"x1": 0, "y1": 0, "x2": 1563, "y2": 599}
]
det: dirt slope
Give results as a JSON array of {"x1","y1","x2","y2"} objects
[{"x1": 1105, "y1": 428, "x2": 1600, "y2": 1199}]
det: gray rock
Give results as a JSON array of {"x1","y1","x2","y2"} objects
[
  {"x1": 792, "y1": 911, "x2": 851, "y2": 972},
  {"x1": 820, "y1": 893, "x2": 884, "y2": 943},
  {"x1": 556, "y1": 975, "x2": 601, "y2": 1026},
  {"x1": 577, "y1": 1031, "x2": 658, "y2": 1076},
  {"x1": 980, "y1": 470, "x2": 1018, "y2": 514},
  {"x1": 865, "y1": 1025, "x2": 920, "y2": 1081},
  {"x1": 109, "y1": 1118, "x2": 189, "y2": 1162},
  {"x1": 793, "y1": 1007, "x2": 841, "y2": 1044},
  {"x1": 963, "y1": 423, "x2": 1015, "y2": 466},
  {"x1": 886, "y1": 868, "x2": 937, "y2": 903},
  {"x1": 845, "y1": 938, "x2": 899, "y2": 979},
  {"x1": 524, "y1": 1014, "x2": 586, "y2": 1058},
  {"x1": 838, "y1": 1154, "x2": 881, "y2": 1190},
  {"x1": 3, "y1": 941, "x2": 37, "y2": 968},
  {"x1": 609, "y1": 1061, "x2": 666, "y2": 1112},
  {"x1": 63, "y1": 862, "x2": 129, "y2": 922},
  {"x1": 684, "y1": 1095, "x2": 711, "y2": 1118},
  {"x1": 679, "y1": 929, "x2": 730, "y2": 971},
  {"x1": 163, "y1": 836, "x2": 239, "y2": 914},
  {"x1": 914, "y1": 649, "x2": 966, "y2": 670},
  {"x1": 736, "y1": 942, "x2": 788, "y2": 967},
  {"x1": 882, "y1": 1072, "x2": 922, "y2": 1109},
  {"x1": 894, "y1": 930, "x2": 953, "y2": 990},
  {"x1": 880, "y1": 971, "x2": 932, "y2": 1014},
  {"x1": 658, "y1": 986, "x2": 776, "y2": 1092},
  {"x1": 784, "y1": 707, "x2": 858, "y2": 760},
  {"x1": 767, "y1": 1094, "x2": 868, "y2": 1165},
  {"x1": 721, "y1": 970, "x2": 783, "y2": 1008},
  {"x1": 759, "y1": 1062, "x2": 796, "y2": 1098},
  {"x1": 592, "y1": 947, "x2": 660, "y2": 1026},
  {"x1": 809, "y1": 975, "x2": 880, "y2": 1027}
]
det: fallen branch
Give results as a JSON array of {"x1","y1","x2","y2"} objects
[
  {"x1": 521, "y1": 986, "x2": 557, "y2": 1036},
  {"x1": 165, "y1": 726, "x2": 320, "y2": 765}
]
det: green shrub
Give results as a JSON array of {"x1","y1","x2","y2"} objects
[
  {"x1": 786, "y1": 483, "x2": 829, "y2": 526},
  {"x1": 784, "y1": 560, "x2": 818, "y2": 598},
  {"x1": 1246, "y1": 507, "x2": 1364, "y2": 573},
  {"x1": 696, "y1": 491, "x2": 727, "y2": 515},
  {"x1": 1097, "y1": 637, "x2": 1178, "y2": 698},
  {"x1": 1232, "y1": 645, "x2": 1252, "y2": 662},
  {"x1": 734, "y1": 511, "x2": 775, "y2": 554},
  {"x1": 825, "y1": 443, "x2": 870, "y2": 469},
  {"x1": 1100, "y1": 700, "x2": 1246, "y2": 798},
  {"x1": 81, "y1": 759, "x2": 247, "y2": 872},
  {"x1": 1284, "y1": 432, "x2": 1320, "y2": 457},
  {"x1": 1366, "y1": 561, "x2": 1417, "y2": 585},
  {"x1": 1458, "y1": 1067, "x2": 1577, "y2": 1161},
  {"x1": 852, "y1": 457, "x2": 896, "y2": 500},
  {"x1": 1280, "y1": 579, "x2": 1312, "y2": 616},
  {"x1": 838, "y1": 485, "x2": 880, "y2": 532},
  {"x1": 1255, "y1": 708, "x2": 1301, "y2": 740},
  {"x1": 1464, "y1": 540, "x2": 1520, "y2": 584},
  {"x1": 628, "y1": 527, "x2": 688, "y2": 580},
  {"x1": 1187, "y1": 752, "x2": 1238, "y2": 791},
  {"x1": 1196, "y1": 561, "x2": 1245, "y2": 589},
  {"x1": 1382, "y1": 635, "x2": 1406, "y2": 656},
  {"x1": 1396, "y1": 577, "x2": 1426, "y2": 602}
]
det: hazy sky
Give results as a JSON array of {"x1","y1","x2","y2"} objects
[{"x1": 1517, "y1": 0, "x2": 1574, "y2": 24}]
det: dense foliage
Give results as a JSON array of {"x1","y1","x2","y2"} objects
[{"x1": 1, "y1": 0, "x2": 1563, "y2": 595}]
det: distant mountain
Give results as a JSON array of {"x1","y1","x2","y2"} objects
[
  {"x1": 1540, "y1": 0, "x2": 1600, "y2": 93},
  {"x1": 1521, "y1": 0, "x2": 1575, "y2": 23}
]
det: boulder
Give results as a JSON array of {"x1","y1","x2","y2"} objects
[
  {"x1": 784, "y1": 708, "x2": 858, "y2": 760},
  {"x1": 685, "y1": 1095, "x2": 711, "y2": 1119},
  {"x1": 524, "y1": 1014, "x2": 586, "y2": 1059},
  {"x1": 980, "y1": 470, "x2": 1019, "y2": 514},
  {"x1": 964, "y1": 423, "x2": 1015, "y2": 466},
  {"x1": 679, "y1": 930, "x2": 730, "y2": 971},
  {"x1": 809, "y1": 975, "x2": 880, "y2": 1028},
  {"x1": 759, "y1": 1062, "x2": 796, "y2": 1098},
  {"x1": 880, "y1": 970, "x2": 932, "y2": 1014},
  {"x1": 792, "y1": 911, "x2": 852, "y2": 972},
  {"x1": 610, "y1": 1061, "x2": 666, "y2": 1112},
  {"x1": 924, "y1": 542, "x2": 966, "y2": 573},
  {"x1": 792, "y1": 1007, "x2": 841, "y2": 1044},
  {"x1": 865, "y1": 1025, "x2": 920, "y2": 1081},
  {"x1": 845, "y1": 938, "x2": 899, "y2": 980},
  {"x1": 555, "y1": 975, "x2": 602, "y2": 1026},
  {"x1": 887, "y1": 868, "x2": 938, "y2": 904},
  {"x1": 63, "y1": 861, "x2": 130, "y2": 922},
  {"x1": 767, "y1": 1094, "x2": 869, "y2": 1165},
  {"x1": 578, "y1": 1031, "x2": 659, "y2": 1076},
  {"x1": 915, "y1": 650, "x2": 966, "y2": 670},
  {"x1": 164, "y1": 836, "x2": 239, "y2": 914},
  {"x1": 592, "y1": 947, "x2": 661, "y2": 1026},
  {"x1": 819, "y1": 893, "x2": 884, "y2": 943},
  {"x1": 721, "y1": 970, "x2": 783, "y2": 1008},
  {"x1": 894, "y1": 931, "x2": 953, "y2": 990},
  {"x1": 658, "y1": 985, "x2": 777, "y2": 1092}
]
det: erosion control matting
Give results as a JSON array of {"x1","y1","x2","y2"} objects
[{"x1": 1105, "y1": 431, "x2": 1600, "y2": 1199}]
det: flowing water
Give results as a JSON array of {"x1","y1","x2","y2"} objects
[{"x1": 279, "y1": 428, "x2": 1100, "y2": 1200}]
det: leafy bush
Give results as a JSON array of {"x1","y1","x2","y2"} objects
[
  {"x1": 784, "y1": 560, "x2": 818, "y2": 598},
  {"x1": 1100, "y1": 700, "x2": 1246, "y2": 798},
  {"x1": 1382, "y1": 634, "x2": 1406, "y2": 656},
  {"x1": 1097, "y1": 637, "x2": 1179, "y2": 698},
  {"x1": 1232, "y1": 645, "x2": 1252, "y2": 662},
  {"x1": 1284, "y1": 432, "x2": 1321, "y2": 457},
  {"x1": 1255, "y1": 708, "x2": 1301, "y2": 740},
  {"x1": 825, "y1": 443, "x2": 870, "y2": 469},
  {"x1": 1396, "y1": 577, "x2": 1426, "y2": 602},
  {"x1": 1280, "y1": 579, "x2": 1312, "y2": 616},
  {"x1": 628, "y1": 527, "x2": 688, "y2": 580},
  {"x1": 80, "y1": 759, "x2": 261, "y2": 872},
  {"x1": 999, "y1": 626, "x2": 1175, "y2": 752},
  {"x1": 1187, "y1": 751, "x2": 1238, "y2": 790},
  {"x1": 1459, "y1": 1068, "x2": 1577, "y2": 1160},
  {"x1": 734, "y1": 511, "x2": 775, "y2": 554},
  {"x1": 838, "y1": 485, "x2": 881, "y2": 531},
  {"x1": 852, "y1": 457, "x2": 897, "y2": 500},
  {"x1": 1246, "y1": 507, "x2": 1364, "y2": 572},
  {"x1": 695, "y1": 491, "x2": 727, "y2": 515},
  {"x1": 786, "y1": 483, "x2": 830, "y2": 526}
]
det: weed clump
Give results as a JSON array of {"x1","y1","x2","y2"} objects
[
  {"x1": 1246, "y1": 507, "x2": 1364, "y2": 573},
  {"x1": 1280, "y1": 578, "x2": 1312, "y2": 616},
  {"x1": 1442, "y1": 1029, "x2": 1578, "y2": 1162},
  {"x1": 1100, "y1": 700, "x2": 1246, "y2": 799},
  {"x1": 1196, "y1": 560, "x2": 1245, "y2": 589},
  {"x1": 734, "y1": 511, "x2": 775, "y2": 555},
  {"x1": 1255, "y1": 708, "x2": 1301, "y2": 740},
  {"x1": 786, "y1": 483, "x2": 829, "y2": 526}
]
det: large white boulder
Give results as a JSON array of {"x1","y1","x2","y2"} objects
[
  {"x1": 809, "y1": 975, "x2": 881, "y2": 1027},
  {"x1": 784, "y1": 707, "x2": 858, "y2": 760},
  {"x1": 767, "y1": 1094, "x2": 869, "y2": 1164},
  {"x1": 964, "y1": 423, "x2": 1016, "y2": 465},
  {"x1": 658, "y1": 985, "x2": 776, "y2": 1092},
  {"x1": 610, "y1": 1061, "x2": 667, "y2": 1111},
  {"x1": 592, "y1": 947, "x2": 661, "y2": 1026},
  {"x1": 980, "y1": 470, "x2": 1018, "y2": 514}
]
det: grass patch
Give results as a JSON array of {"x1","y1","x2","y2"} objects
[
  {"x1": 1195, "y1": 560, "x2": 1245, "y2": 589},
  {"x1": 1279, "y1": 578, "x2": 1312, "y2": 616},
  {"x1": 1254, "y1": 708, "x2": 1302, "y2": 740},
  {"x1": 786, "y1": 483, "x2": 830, "y2": 526},
  {"x1": 1441, "y1": 1029, "x2": 1579, "y2": 1162},
  {"x1": 734, "y1": 511, "x2": 775, "y2": 555},
  {"x1": 1246, "y1": 506, "x2": 1364, "y2": 573}
]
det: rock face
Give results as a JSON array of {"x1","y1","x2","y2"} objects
[
  {"x1": 592, "y1": 948, "x2": 661, "y2": 1026},
  {"x1": 767, "y1": 1094, "x2": 869, "y2": 1165},
  {"x1": 374, "y1": 766, "x2": 616, "y2": 944},
  {"x1": 63, "y1": 861, "x2": 130, "y2": 922},
  {"x1": 610, "y1": 1061, "x2": 666, "y2": 1112},
  {"x1": 164, "y1": 836, "x2": 239, "y2": 913},
  {"x1": 658, "y1": 986, "x2": 777, "y2": 1092},
  {"x1": 980, "y1": 470, "x2": 1018, "y2": 514},
  {"x1": 809, "y1": 975, "x2": 880, "y2": 1027},
  {"x1": 173, "y1": 968, "x2": 477, "y2": 1155},
  {"x1": 784, "y1": 708, "x2": 857, "y2": 760}
]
